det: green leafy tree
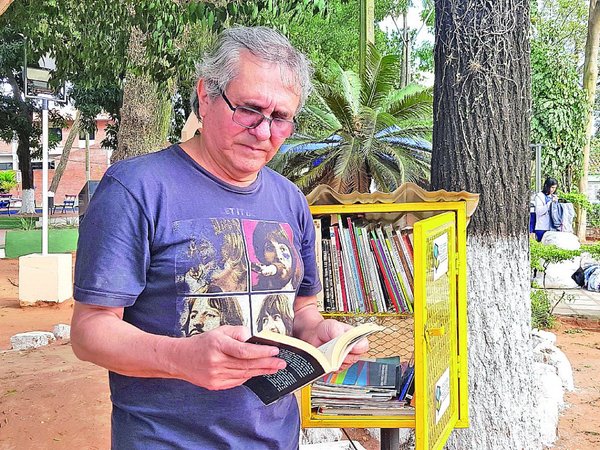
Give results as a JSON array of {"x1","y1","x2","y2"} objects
[
  {"x1": 269, "y1": 45, "x2": 432, "y2": 194},
  {"x1": 530, "y1": 40, "x2": 587, "y2": 190}
]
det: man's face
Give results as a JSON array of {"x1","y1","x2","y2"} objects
[
  {"x1": 188, "y1": 298, "x2": 221, "y2": 336},
  {"x1": 197, "y1": 51, "x2": 301, "y2": 185}
]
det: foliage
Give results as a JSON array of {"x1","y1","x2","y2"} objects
[
  {"x1": 530, "y1": 288, "x2": 557, "y2": 329},
  {"x1": 530, "y1": 0, "x2": 589, "y2": 191},
  {"x1": 558, "y1": 191, "x2": 592, "y2": 211},
  {"x1": 587, "y1": 203, "x2": 600, "y2": 228},
  {"x1": 0, "y1": 171, "x2": 17, "y2": 193},
  {"x1": 530, "y1": 40, "x2": 588, "y2": 191},
  {"x1": 18, "y1": 217, "x2": 37, "y2": 231},
  {"x1": 529, "y1": 237, "x2": 581, "y2": 272},
  {"x1": 269, "y1": 45, "x2": 432, "y2": 194}
]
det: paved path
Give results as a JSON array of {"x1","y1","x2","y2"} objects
[{"x1": 546, "y1": 288, "x2": 600, "y2": 319}]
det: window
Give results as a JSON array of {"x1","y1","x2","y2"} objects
[
  {"x1": 31, "y1": 162, "x2": 55, "y2": 170},
  {"x1": 79, "y1": 129, "x2": 96, "y2": 141},
  {"x1": 49, "y1": 127, "x2": 63, "y2": 142},
  {"x1": 0, "y1": 163, "x2": 13, "y2": 170}
]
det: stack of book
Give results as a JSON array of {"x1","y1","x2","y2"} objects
[
  {"x1": 316, "y1": 215, "x2": 414, "y2": 314},
  {"x1": 311, "y1": 358, "x2": 415, "y2": 416}
]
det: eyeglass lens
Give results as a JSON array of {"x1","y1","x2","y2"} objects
[{"x1": 233, "y1": 107, "x2": 294, "y2": 137}]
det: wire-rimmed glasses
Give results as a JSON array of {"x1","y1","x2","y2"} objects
[{"x1": 221, "y1": 91, "x2": 295, "y2": 138}]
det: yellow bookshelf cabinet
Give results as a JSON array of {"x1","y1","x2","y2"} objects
[{"x1": 301, "y1": 185, "x2": 477, "y2": 450}]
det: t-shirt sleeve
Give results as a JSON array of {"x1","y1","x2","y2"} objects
[
  {"x1": 74, "y1": 173, "x2": 152, "y2": 307},
  {"x1": 296, "y1": 193, "x2": 322, "y2": 297}
]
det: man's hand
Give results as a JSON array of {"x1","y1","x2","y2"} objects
[
  {"x1": 172, "y1": 326, "x2": 286, "y2": 390},
  {"x1": 314, "y1": 319, "x2": 370, "y2": 370}
]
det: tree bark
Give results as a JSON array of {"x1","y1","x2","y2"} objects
[
  {"x1": 577, "y1": 0, "x2": 600, "y2": 242},
  {"x1": 431, "y1": 0, "x2": 541, "y2": 448},
  {"x1": 50, "y1": 110, "x2": 81, "y2": 194},
  {"x1": 111, "y1": 26, "x2": 172, "y2": 163}
]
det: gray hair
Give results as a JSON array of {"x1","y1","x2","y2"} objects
[{"x1": 190, "y1": 26, "x2": 313, "y2": 118}]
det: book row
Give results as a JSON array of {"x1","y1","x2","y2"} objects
[
  {"x1": 312, "y1": 357, "x2": 416, "y2": 416},
  {"x1": 315, "y1": 215, "x2": 415, "y2": 314}
]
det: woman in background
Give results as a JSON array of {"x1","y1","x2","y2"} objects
[{"x1": 533, "y1": 177, "x2": 559, "y2": 242}]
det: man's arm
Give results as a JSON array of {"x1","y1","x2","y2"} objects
[
  {"x1": 71, "y1": 302, "x2": 286, "y2": 390},
  {"x1": 292, "y1": 295, "x2": 369, "y2": 368}
]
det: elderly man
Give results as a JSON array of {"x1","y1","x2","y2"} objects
[{"x1": 71, "y1": 26, "x2": 368, "y2": 449}]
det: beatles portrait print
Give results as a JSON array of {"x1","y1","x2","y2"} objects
[{"x1": 174, "y1": 218, "x2": 301, "y2": 337}]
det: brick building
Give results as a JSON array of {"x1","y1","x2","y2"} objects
[{"x1": 0, "y1": 111, "x2": 112, "y2": 207}]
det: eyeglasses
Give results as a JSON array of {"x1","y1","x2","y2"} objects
[{"x1": 221, "y1": 91, "x2": 295, "y2": 138}]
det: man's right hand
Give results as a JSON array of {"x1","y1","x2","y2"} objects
[{"x1": 171, "y1": 326, "x2": 286, "y2": 390}]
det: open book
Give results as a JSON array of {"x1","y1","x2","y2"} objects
[{"x1": 243, "y1": 322, "x2": 384, "y2": 405}]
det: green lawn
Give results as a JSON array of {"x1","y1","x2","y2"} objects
[{"x1": 4, "y1": 229, "x2": 79, "y2": 258}]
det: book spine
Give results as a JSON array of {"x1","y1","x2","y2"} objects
[
  {"x1": 374, "y1": 227, "x2": 406, "y2": 312},
  {"x1": 399, "y1": 229, "x2": 414, "y2": 278},
  {"x1": 369, "y1": 236, "x2": 400, "y2": 313},
  {"x1": 322, "y1": 239, "x2": 334, "y2": 312},
  {"x1": 355, "y1": 224, "x2": 379, "y2": 313},
  {"x1": 347, "y1": 217, "x2": 372, "y2": 313},
  {"x1": 314, "y1": 219, "x2": 325, "y2": 312},
  {"x1": 331, "y1": 225, "x2": 348, "y2": 312},
  {"x1": 384, "y1": 224, "x2": 413, "y2": 313},
  {"x1": 391, "y1": 230, "x2": 414, "y2": 294}
]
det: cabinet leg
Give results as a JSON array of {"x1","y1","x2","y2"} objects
[{"x1": 380, "y1": 428, "x2": 399, "y2": 450}]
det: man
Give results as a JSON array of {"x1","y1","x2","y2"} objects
[{"x1": 71, "y1": 26, "x2": 368, "y2": 449}]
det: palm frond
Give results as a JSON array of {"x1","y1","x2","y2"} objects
[
  {"x1": 387, "y1": 85, "x2": 434, "y2": 122},
  {"x1": 362, "y1": 44, "x2": 400, "y2": 108}
]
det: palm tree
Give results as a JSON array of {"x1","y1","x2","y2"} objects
[{"x1": 269, "y1": 44, "x2": 433, "y2": 194}]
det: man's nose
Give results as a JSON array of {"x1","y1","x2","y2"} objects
[{"x1": 250, "y1": 120, "x2": 272, "y2": 141}]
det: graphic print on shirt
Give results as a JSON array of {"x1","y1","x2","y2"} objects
[
  {"x1": 179, "y1": 295, "x2": 250, "y2": 337},
  {"x1": 174, "y1": 218, "x2": 302, "y2": 338},
  {"x1": 243, "y1": 220, "x2": 302, "y2": 292},
  {"x1": 175, "y1": 218, "x2": 249, "y2": 295},
  {"x1": 251, "y1": 293, "x2": 295, "y2": 336}
]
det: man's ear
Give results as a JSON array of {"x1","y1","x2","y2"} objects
[{"x1": 197, "y1": 79, "x2": 211, "y2": 118}]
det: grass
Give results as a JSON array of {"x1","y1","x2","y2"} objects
[
  {"x1": 0, "y1": 216, "x2": 27, "y2": 230},
  {"x1": 4, "y1": 229, "x2": 78, "y2": 258}
]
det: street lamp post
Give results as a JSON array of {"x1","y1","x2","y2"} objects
[{"x1": 19, "y1": 47, "x2": 72, "y2": 306}]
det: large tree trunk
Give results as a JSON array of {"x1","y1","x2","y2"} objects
[
  {"x1": 577, "y1": 0, "x2": 600, "y2": 242},
  {"x1": 7, "y1": 73, "x2": 35, "y2": 213},
  {"x1": 431, "y1": 1, "x2": 541, "y2": 448},
  {"x1": 112, "y1": 26, "x2": 172, "y2": 163},
  {"x1": 50, "y1": 111, "x2": 81, "y2": 194}
]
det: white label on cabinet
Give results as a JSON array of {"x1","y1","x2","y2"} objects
[
  {"x1": 432, "y1": 232, "x2": 449, "y2": 281},
  {"x1": 435, "y1": 367, "x2": 450, "y2": 424}
]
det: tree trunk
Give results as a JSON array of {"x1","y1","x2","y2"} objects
[
  {"x1": 431, "y1": 1, "x2": 541, "y2": 448},
  {"x1": 50, "y1": 111, "x2": 81, "y2": 194},
  {"x1": 111, "y1": 26, "x2": 172, "y2": 163},
  {"x1": 7, "y1": 73, "x2": 35, "y2": 212},
  {"x1": 577, "y1": 0, "x2": 600, "y2": 242}
]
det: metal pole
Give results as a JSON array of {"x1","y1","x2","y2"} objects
[
  {"x1": 535, "y1": 144, "x2": 542, "y2": 192},
  {"x1": 380, "y1": 428, "x2": 399, "y2": 450},
  {"x1": 85, "y1": 131, "x2": 90, "y2": 181},
  {"x1": 41, "y1": 99, "x2": 49, "y2": 255}
]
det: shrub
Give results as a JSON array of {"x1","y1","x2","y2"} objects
[
  {"x1": 531, "y1": 288, "x2": 556, "y2": 329},
  {"x1": 0, "y1": 171, "x2": 17, "y2": 193}
]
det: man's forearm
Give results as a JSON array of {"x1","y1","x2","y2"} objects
[{"x1": 71, "y1": 304, "x2": 180, "y2": 379}]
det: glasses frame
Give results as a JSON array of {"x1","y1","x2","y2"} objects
[{"x1": 220, "y1": 91, "x2": 296, "y2": 137}]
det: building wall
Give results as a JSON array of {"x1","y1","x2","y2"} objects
[{"x1": 0, "y1": 116, "x2": 112, "y2": 205}]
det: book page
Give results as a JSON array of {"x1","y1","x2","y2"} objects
[{"x1": 317, "y1": 323, "x2": 383, "y2": 370}]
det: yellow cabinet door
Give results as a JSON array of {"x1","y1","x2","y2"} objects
[{"x1": 413, "y1": 212, "x2": 459, "y2": 450}]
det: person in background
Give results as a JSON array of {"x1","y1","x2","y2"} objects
[{"x1": 534, "y1": 177, "x2": 559, "y2": 242}]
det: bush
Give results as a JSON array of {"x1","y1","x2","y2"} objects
[
  {"x1": 0, "y1": 170, "x2": 17, "y2": 193},
  {"x1": 531, "y1": 288, "x2": 556, "y2": 329}
]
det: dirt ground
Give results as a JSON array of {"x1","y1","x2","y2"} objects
[{"x1": 0, "y1": 258, "x2": 598, "y2": 450}]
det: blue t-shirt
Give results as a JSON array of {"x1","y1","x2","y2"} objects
[{"x1": 74, "y1": 144, "x2": 321, "y2": 449}]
